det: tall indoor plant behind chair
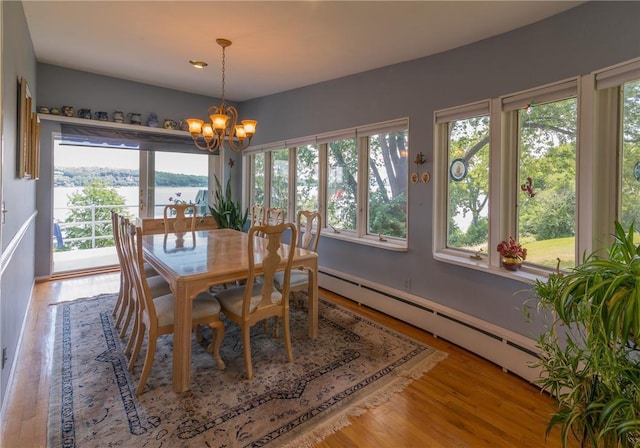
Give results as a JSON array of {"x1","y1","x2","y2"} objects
[
  {"x1": 527, "y1": 221, "x2": 640, "y2": 448},
  {"x1": 208, "y1": 176, "x2": 248, "y2": 231}
]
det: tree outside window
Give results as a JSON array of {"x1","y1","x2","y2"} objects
[
  {"x1": 368, "y1": 131, "x2": 408, "y2": 238},
  {"x1": 295, "y1": 144, "x2": 319, "y2": 216},
  {"x1": 251, "y1": 152, "x2": 265, "y2": 207},
  {"x1": 517, "y1": 98, "x2": 577, "y2": 269},
  {"x1": 620, "y1": 79, "x2": 640, "y2": 230},
  {"x1": 327, "y1": 138, "x2": 358, "y2": 231},
  {"x1": 271, "y1": 148, "x2": 289, "y2": 212},
  {"x1": 446, "y1": 116, "x2": 490, "y2": 252}
]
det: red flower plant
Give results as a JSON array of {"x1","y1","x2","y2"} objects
[{"x1": 496, "y1": 237, "x2": 527, "y2": 260}]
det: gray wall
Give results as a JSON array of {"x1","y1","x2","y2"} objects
[
  {"x1": 241, "y1": 1, "x2": 640, "y2": 336},
  {"x1": 34, "y1": 67, "x2": 233, "y2": 277},
  {"x1": 22, "y1": 0, "x2": 640, "y2": 392},
  {"x1": 1, "y1": 0, "x2": 38, "y2": 405}
]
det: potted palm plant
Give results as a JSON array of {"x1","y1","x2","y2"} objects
[
  {"x1": 208, "y1": 175, "x2": 248, "y2": 231},
  {"x1": 527, "y1": 221, "x2": 640, "y2": 447}
]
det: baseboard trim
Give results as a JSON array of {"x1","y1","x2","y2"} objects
[{"x1": 318, "y1": 267, "x2": 542, "y2": 384}]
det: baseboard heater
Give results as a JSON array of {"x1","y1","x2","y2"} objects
[{"x1": 318, "y1": 267, "x2": 543, "y2": 384}]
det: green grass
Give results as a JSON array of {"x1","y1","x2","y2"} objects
[{"x1": 521, "y1": 236, "x2": 575, "y2": 270}]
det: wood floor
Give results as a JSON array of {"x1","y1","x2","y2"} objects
[{"x1": 1, "y1": 273, "x2": 575, "y2": 447}]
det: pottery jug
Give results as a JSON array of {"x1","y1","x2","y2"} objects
[
  {"x1": 37, "y1": 106, "x2": 50, "y2": 114},
  {"x1": 94, "y1": 111, "x2": 109, "y2": 121},
  {"x1": 128, "y1": 112, "x2": 142, "y2": 125},
  {"x1": 147, "y1": 112, "x2": 160, "y2": 127},
  {"x1": 78, "y1": 108, "x2": 91, "y2": 119},
  {"x1": 113, "y1": 111, "x2": 124, "y2": 123},
  {"x1": 62, "y1": 106, "x2": 74, "y2": 117},
  {"x1": 163, "y1": 119, "x2": 177, "y2": 130},
  {"x1": 179, "y1": 120, "x2": 189, "y2": 131},
  {"x1": 50, "y1": 107, "x2": 60, "y2": 115}
]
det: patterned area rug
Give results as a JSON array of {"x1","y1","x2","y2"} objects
[{"x1": 47, "y1": 292, "x2": 447, "y2": 448}]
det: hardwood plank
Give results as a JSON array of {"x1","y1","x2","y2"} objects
[{"x1": 1, "y1": 273, "x2": 576, "y2": 447}]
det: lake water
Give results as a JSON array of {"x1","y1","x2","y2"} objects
[{"x1": 53, "y1": 186, "x2": 207, "y2": 220}]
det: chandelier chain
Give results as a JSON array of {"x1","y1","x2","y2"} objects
[{"x1": 220, "y1": 45, "x2": 226, "y2": 106}]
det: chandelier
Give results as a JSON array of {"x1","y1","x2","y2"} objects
[{"x1": 186, "y1": 38, "x2": 257, "y2": 153}]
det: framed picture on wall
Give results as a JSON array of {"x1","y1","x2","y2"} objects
[
  {"x1": 18, "y1": 77, "x2": 32, "y2": 179},
  {"x1": 29, "y1": 112, "x2": 41, "y2": 180}
]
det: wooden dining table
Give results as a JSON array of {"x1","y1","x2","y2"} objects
[{"x1": 141, "y1": 228, "x2": 319, "y2": 393}]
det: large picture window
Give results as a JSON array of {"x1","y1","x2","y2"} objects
[
  {"x1": 367, "y1": 130, "x2": 408, "y2": 239},
  {"x1": 517, "y1": 97, "x2": 577, "y2": 269},
  {"x1": 245, "y1": 119, "x2": 409, "y2": 248},
  {"x1": 620, "y1": 79, "x2": 640, "y2": 229},
  {"x1": 446, "y1": 116, "x2": 490, "y2": 252},
  {"x1": 295, "y1": 144, "x2": 319, "y2": 216},
  {"x1": 327, "y1": 138, "x2": 358, "y2": 232}
]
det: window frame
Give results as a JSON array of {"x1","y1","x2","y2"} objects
[
  {"x1": 434, "y1": 78, "x2": 584, "y2": 281},
  {"x1": 243, "y1": 118, "x2": 409, "y2": 251}
]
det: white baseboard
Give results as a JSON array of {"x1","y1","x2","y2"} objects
[{"x1": 318, "y1": 267, "x2": 543, "y2": 384}]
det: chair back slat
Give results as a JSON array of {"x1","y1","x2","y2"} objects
[
  {"x1": 246, "y1": 222, "x2": 297, "y2": 315},
  {"x1": 267, "y1": 208, "x2": 285, "y2": 225},
  {"x1": 163, "y1": 203, "x2": 197, "y2": 234},
  {"x1": 296, "y1": 210, "x2": 321, "y2": 252}
]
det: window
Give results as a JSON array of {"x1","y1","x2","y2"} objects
[
  {"x1": 516, "y1": 97, "x2": 577, "y2": 269},
  {"x1": 153, "y1": 152, "x2": 209, "y2": 217},
  {"x1": 435, "y1": 80, "x2": 579, "y2": 275},
  {"x1": 445, "y1": 116, "x2": 490, "y2": 252},
  {"x1": 327, "y1": 138, "x2": 358, "y2": 232},
  {"x1": 250, "y1": 152, "x2": 265, "y2": 207},
  {"x1": 245, "y1": 118, "x2": 409, "y2": 249},
  {"x1": 434, "y1": 101, "x2": 491, "y2": 259},
  {"x1": 367, "y1": 130, "x2": 408, "y2": 239},
  {"x1": 295, "y1": 144, "x2": 319, "y2": 216},
  {"x1": 593, "y1": 59, "x2": 640, "y2": 244},
  {"x1": 620, "y1": 79, "x2": 640, "y2": 229},
  {"x1": 270, "y1": 148, "x2": 289, "y2": 212}
]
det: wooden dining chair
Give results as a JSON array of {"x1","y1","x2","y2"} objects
[
  {"x1": 125, "y1": 222, "x2": 226, "y2": 395},
  {"x1": 274, "y1": 210, "x2": 321, "y2": 306},
  {"x1": 267, "y1": 207, "x2": 285, "y2": 225},
  {"x1": 251, "y1": 204, "x2": 265, "y2": 227},
  {"x1": 111, "y1": 211, "x2": 169, "y2": 338},
  {"x1": 214, "y1": 222, "x2": 297, "y2": 380},
  {"x1": 163, "y1": 203, "x2": 197, "y2": 234},
  {"x1": 117, "y1": 216, "x2": 172, "y2": 352}
]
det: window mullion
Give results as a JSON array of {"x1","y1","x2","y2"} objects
[
  {"x1": 288, "y1": 147, "x2": 296, "y2": 222},
  {"x1": 488, "y1": 99, "x2": 502, "y2": 268},
  {"x1": 264, "y1": 152, "x2": 272, "y2": 210},
  {"x1": 319, "y1": 143, "x2": 328, "y2": 229},
  {"x1": 357, "y1": 136, "x2": 368, "y2": 237}
]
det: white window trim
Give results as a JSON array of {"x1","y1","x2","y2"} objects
[
  {"x1": 434, "y1": 78, "x2": 583, "y2": 282},
  {"x1": 244, "y1": 118, "x2": 409, "y2": 251}
]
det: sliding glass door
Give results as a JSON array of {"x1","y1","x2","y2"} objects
[{"x1": 52, "y1": 137, "x2": 215, "y2": 274}]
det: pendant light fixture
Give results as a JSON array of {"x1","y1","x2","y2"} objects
[{"x1": 186, "y1": 38, "x2": 257, "y2": 152}]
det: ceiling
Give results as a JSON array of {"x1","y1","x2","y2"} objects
[{"x1": 23, "y1": 1, "x2": 583, "y2": 102}]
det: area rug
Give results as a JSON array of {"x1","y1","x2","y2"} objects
[{"x1": 47, "y1": 292, "x2": 447, "y2": 448}]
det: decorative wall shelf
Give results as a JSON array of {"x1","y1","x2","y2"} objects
[{"x1": 37, "y1": 114, "x2": 191, "y2": 137}]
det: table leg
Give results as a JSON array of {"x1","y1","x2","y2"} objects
[
  {"x1": 307, "y1": 262, "x2": 318, "y2": 339},
  {"x1": 173, "y1": 281, "x2": 192, "y2": 392}
]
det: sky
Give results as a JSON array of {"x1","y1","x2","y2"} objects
[{"x1": 54, "y1": 141, "x2": 208, "y2": 176}]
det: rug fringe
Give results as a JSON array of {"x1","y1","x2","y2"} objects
[{"x1": 283, "y1": 350, "x2": 449, "y2": 448}]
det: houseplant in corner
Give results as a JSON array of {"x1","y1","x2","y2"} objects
[
  {"x1": 527, "y1": 221, "x2": 640, "y2": 447},
  {"x1": 497, "y1": 236, "x2": 527, "y2": 271},
  {"x1": 208, "y1": 175, "x2": 248, "y2": 231}
]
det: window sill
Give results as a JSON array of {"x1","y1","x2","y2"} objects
[
  {"x1": 321, "y1": 230, "x2": 407, "y2": 251},
  {"x1": 433, "y1": 250, "x2": 551, "y2": 284}
]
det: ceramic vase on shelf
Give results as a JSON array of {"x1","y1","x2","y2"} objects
[{"x1": 501, "y1": 256, "x2": 522, "y2": 271}]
